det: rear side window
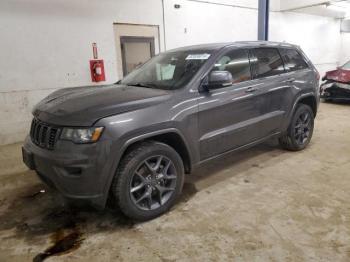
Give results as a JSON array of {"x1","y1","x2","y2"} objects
[
  {"x1": 279, "y1": 48, "x2": 309, "y2": 72},
  {"x1": 250, "y1": 48, "x2": 285, "y2": 79},
  {"x1": 211, "y1": 49, "x2": 251, "y2": 84}
]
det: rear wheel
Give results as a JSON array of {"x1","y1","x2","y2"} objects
[
  {"x1": 111, "y1": 141, "x2": 184, "y2": 221},
  {"x1": 279, "y1": 104, "x2": 314, "y2": 151}
]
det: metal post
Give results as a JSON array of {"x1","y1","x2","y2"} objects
[{"x1": 258, "y1": 0, "x2": 269, "y2": 41}]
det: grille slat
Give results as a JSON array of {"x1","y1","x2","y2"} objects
[
  {"x1": 30, "y1": 120, "x2": 35, "y2": 138},
  {"x1": 33, "y1": 121, "x2": 39, "y2": 143},
  {"x1": 30, "y1": 118, "x2": 60, "y2": 150},
  {"x1": 45, "y1": 126, "x2": 51, "y2": 146},
  {"x1": 37, "y1": 125, "x2": 43, "y2": 144},
  {"x1": 40, "y1": 126, "x2": 48, "y2": 145},
  {"x1": 48, "y1": 128, "x2": 59, "y2": 149}
]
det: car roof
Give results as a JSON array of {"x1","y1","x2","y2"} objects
[{"x1": 167, "y1": 41, "x2": 297, "y2": 53}]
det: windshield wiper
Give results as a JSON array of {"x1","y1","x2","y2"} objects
[{"x1": 126, "y1": 82, "x2": 158, "y2": 89}]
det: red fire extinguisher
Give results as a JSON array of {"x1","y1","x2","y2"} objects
[{"x1": 90, "y1": 59, "x2": 105, "y2": 82}]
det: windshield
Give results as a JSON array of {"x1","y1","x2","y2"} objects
[
  {"x1": 120, "y1": 50, "x2": 212, "y2": 90},
  {"x1": 341, "y1": 60, "x2": 350, "y2": 70}
]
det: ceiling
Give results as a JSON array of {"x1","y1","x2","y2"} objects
[{"x1": 280, "y1": 0, "x2": 350, "y2": 18}]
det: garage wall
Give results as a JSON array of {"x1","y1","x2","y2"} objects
[
  {"x1": 340, "y1": 33, "x2": 350, "y2": 65},
  {"x1": 164, "y1": 0, "x2": 341, "y2": 77},
  {"x1": 270, "y1": 12, "x2": 341, "y2": 77},
  {"x1": 0, "y1": 0, "x2": 165, "y2": 145},
  {"x1": 0, "y1": 0, "x2": 344, "y2": 145},
  {"x1": 164, "y1": 0, "x2": 258, "y2": 49}
]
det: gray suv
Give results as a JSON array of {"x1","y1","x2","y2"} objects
[{"x1": 22, "y1": 41, "x2": 319, "y2": 220}]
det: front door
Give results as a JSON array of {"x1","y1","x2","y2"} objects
[{"x1": 198, "y1": 48, "x2": 266, "y2": 160}]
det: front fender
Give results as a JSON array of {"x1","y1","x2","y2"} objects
[{"x1": 99, "y1": 127, "x2": 193, "y2": 208}]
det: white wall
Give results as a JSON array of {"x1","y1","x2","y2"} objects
[
  {"x1": 340, "y1": 33, "x2": 350, "y2": 65},
  {"x1": 0, "y1": 0, "x2": 165, "y2": 145},
  {"x1": 164, "y1": 0, "x2": 258, "y2": 49},
  {"x1": 0, "y1": 0, "x2": 345, "y2": 145},
  {"x1": 164, "y1": 0, "x2": 341, "y2": 77},
  {"x1": 270, "y1": 12, "x2": 342, "y2": 77}
]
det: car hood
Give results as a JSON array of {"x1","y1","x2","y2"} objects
[
  {"x1": 33, "y1": 84, "x2": 171, "y2": 126},
  {"x1": 324, "y1": 68, "x2": 350, "y2": 83}
]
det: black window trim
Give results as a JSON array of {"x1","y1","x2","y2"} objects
[
  {"x1": 200, "y1": 45, "x2": 311, "y2": 92},
  {"x1": 249, "y1": 47, "x2": 286, "y2": 80}
]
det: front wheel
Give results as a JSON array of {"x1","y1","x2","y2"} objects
[
  {"x1": 279, "y1": 104, "x2": 314, "y2": 151},
  {"x1": 111, "y1": 141, "x2": 184, "y2": 221}
]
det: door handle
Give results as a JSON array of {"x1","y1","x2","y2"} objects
[
  {"x1": 285, "y1": 78, "x2": 295, "y2": 83},
  {"x1": 245, "y1": 87, "x2": 257, "y2": 93}
]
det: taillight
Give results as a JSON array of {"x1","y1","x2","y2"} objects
[{"x1": 316, "y1": 70, "x2": 320, "y2": 81}]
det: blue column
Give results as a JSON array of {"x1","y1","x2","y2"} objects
[{"x1": 258, "y1": 0, "x2": 269, "y2": 41}]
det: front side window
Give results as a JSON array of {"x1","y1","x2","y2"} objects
[
  {"x1": 121, "y1": 50, "x2": 212, "y2": 90},
  {"x1": 250, "y1": 48, "x2": 285, "y2": 79},
  {"x1": 279, "y1": 48, "x2": 309, "y2": 72},
  {"x1": 211, "y1": 49, "x2": 251, "y2": 85}
]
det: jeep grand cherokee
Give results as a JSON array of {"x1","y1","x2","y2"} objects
[{"x1": 23, "y1": 41, "x2": 319, "y2": 220}]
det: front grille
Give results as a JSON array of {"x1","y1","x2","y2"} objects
[{"x1": 30, "y1": 118, "x2": 61, "y2": 150}]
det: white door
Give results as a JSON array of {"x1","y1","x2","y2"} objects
[{"x1": 114, "y1": 23, "x2": 160, "y2": 79}]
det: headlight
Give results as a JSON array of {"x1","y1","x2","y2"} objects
[{"x1": 60, "y1": 127, "x2": 104, "y2": 143}]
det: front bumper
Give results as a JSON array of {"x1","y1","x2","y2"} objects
[
  {"x1": 22, "y1": 136, "x2": 115, "y2": 208},
  {"x1": 320, "y1": 82, "x2": 350, "y2": 100}
]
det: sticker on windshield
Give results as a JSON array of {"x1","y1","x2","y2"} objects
[{"x1": 186, "y1": 54, "x2": 211, "y2": 60}]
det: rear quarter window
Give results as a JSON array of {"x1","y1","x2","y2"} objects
[
  {"x1": 250, "y1": 48, "x2": 285, "y2": 79},
  {"x1": 279, "y1": 48, "x2": 309, "y2": 72}
]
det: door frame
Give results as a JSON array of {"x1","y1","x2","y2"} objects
[{"x1": 120, "y1": 36, "x2": 155, "y2": 76}]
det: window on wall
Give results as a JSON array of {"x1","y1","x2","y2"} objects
[
  {"x1": 250, "y1": 48, "x2": 285, "y2": 79},
  {"x1": 211, "y1": 49, "x2": 251, "y2": 85},
  {"x1": 279, "y1": 48, "x2": 309, "y2": 72}
]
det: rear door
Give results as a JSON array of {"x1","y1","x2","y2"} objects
[{"x1": 248, "y1": 47, "x2": 289, "y2": 135}]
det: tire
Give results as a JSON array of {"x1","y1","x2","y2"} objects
[
  {"x1": 279, "y1": 104, "x2": 314, "y2": 151},
  {"x1": 111, "y1": 141, "x2": 185, "y2": 221}
]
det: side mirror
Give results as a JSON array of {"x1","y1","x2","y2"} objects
[{"x1": 204, "y1": 71, "x2": 233, "y2": 90}]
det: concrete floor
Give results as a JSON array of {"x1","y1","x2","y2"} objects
[{"x1": 0, "y1": 102, "x2": 350, "y2": 261}]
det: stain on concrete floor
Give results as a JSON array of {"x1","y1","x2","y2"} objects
[{"x1": 0, "y1": 102, "x2": 350, "y2": 261}]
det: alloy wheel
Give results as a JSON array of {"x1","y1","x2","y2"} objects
[
  {"x1": 129, "y1": 155, "x2": 177, "y2": 211},
  {"x1": 294, "y1": 111, "x2": 312, "y2": 145}
]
